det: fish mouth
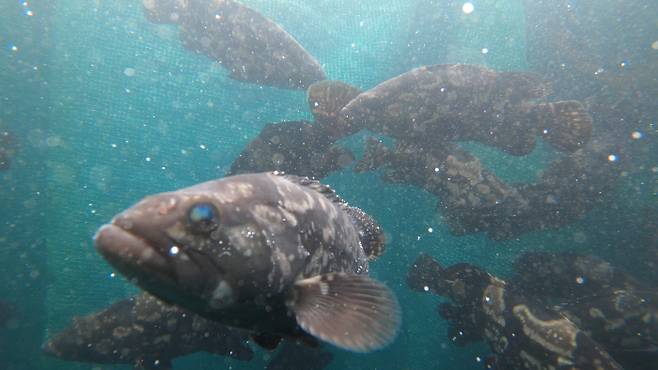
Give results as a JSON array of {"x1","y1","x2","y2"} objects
[{"x1": 94, "y1": 224, "x2": 176, "y2": 289}]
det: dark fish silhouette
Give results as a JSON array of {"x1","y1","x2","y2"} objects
[
  {"x1": 42, "y1": 292, "x2": 253, "y2": 370},
  {"x1": 0, "y1": 300, "x2": 15, "y2": 329},
  {"x1": 514, "y1": 252, "x2": 658, "y2": 369},
  {"x1": 407, "y1": 254, "x2": 623, "y2": 370},
  {"x1": 0, "y1": 130, "x2": 16, "y2": 171},
  {"x1": 229, "y1": 81, "x2": 361, "y2": 178},
  {"x1": 95, "y1": 172, "x2": 400, "y2": 352},
  {"x1": 142, "y1": 0, "x2": 325, "y2": 89},
  {"x1": 266, "y1": 341, "x2": 333, "y2": 370},
  {"x1": 341, "y1": 64, "x2": 592, "y2": 155},
  {"x1": 227, "y1": 121, "x2": 354, "y2": 179}
]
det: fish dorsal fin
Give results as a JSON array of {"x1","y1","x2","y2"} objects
[
  {"x1": 289, "y1": 273, "x2": 401, "y2": 353},
  {"x1": 278, "y1": 173, "x2": 346, "y2": 205},
  {"x1": 343, "y1": 206, "x2": 386, "y2": 259}
]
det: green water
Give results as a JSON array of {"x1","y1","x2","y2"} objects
[{"x1": 1, "y1": 1, "x2": 656, "y2": 369}]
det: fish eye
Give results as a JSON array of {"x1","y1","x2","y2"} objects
[{"x1": 187, "y1": 203, "x2": 219, "y2": 233}]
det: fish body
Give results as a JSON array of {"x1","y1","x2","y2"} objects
[
  {"x1": 227, "y1": 121, "x2": 353, "y2": 179},
  {"x1": 514, "y1": 252, "x2": 658, "y2": 366},
  {"x1": 143, "y1": 0, "x2": 325, "y2": 89},
  {"x1": 408, "y1": 254, "x2": 623, "y2": 370},
  {"x1": 42, "y1": 292, "x2": 253, "y2": 370},
  {"x1": 341, "y1": 64, "x2": 592, "y2": 155},
  {"x1": 95, "y1": 172, "x2": 399, "y2": 352},
  {"x1": 229, "y1": 81, "x2": 361, "y2": 178}
]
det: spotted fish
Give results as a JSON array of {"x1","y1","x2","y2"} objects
[
  {"x1": 42, "y1": 292, "x2": 253, "y2": 370},
  {"x1": 514, "y1": 252, "x2": 658, "y2": 369},
  {"x1": 407, "y1": 254, "x2": 623, "y2": 370},
  {"x1": 95, "y1": 172, "x2": 400, "y2": 352},
  {"x1": 341, "y1": 64, "x2": 592, "y2": 155},
  {"x1": 142, "y1": 0, "x2": 326, "y2": 89}
]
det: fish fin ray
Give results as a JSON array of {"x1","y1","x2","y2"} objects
[{"x1": 291, "y1": 273, "x2": 400, "y2": 352}]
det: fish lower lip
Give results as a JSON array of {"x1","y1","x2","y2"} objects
[{"x1": 94, "y1": 224, "x2": 172, "y2": 283}]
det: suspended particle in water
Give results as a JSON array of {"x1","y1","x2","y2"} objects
[
  {"x1": 10, "y1": 45, "x2": 18, "y2": 52},
  {"x1": 608, "y1": 154, "x2": 617, "y2": 162},
  {"x1": 462, "y1": 2, "x2": 474, "y2": 14},
  {"x1": 123, "y1": 67, "x2": 136, "y2": 77},
  {"x1": 651, "y1": 41, "x2": 658, "y2": 50},
  {"x1": 169, "y1": 246, "x2": 180, "y2": 256},
  {"x1": 428, "y1": 227, "x2": 433, "y2": 233},
  {"x1": 423, "y1": 286, "x2": 429, "y2": 292},
  {"x1": 481, "y1": 48, "x2": 488, "y2": 54},
  {"x1": 631, "y1": 131, "x2": 643, "y2": 139}
]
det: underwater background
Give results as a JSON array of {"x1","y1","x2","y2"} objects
[{"x1": 0, "y1": 1, "x2": 656, "y2": 369}]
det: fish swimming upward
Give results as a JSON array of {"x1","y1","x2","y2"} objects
[{"x1": 94, "y1": 171, "x2": 400, "y2": 353}]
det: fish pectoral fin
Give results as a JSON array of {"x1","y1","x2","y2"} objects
[
  {"x1": 251, "y1": 332, "x2": 283, "y2": 351},
  {"x1": 290, "y1": 273, "x2": 401, "y2": 353}
]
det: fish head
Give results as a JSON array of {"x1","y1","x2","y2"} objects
[
  {"x1": 94, "y1": 181, "x2": 278, "y2": 317},
  {"x1": 42, "y1": 315, "x2": 112, "y2": 362}
]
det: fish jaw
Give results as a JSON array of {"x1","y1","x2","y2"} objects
[{"x1": 94, "y1": 224, "x2": 178, "y2": 295}]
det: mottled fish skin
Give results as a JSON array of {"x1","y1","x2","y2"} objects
[
  {"x1": 341, "y1": 64, "x2": 592, "y2": 155},
  {"x1": 354, "y1": 138, "x2": 528, "y2": 238},
  {"x1": 227, "y1": 121, "x2": 353, "y2": 179},
  {"x1": 42, "y1": 292, "x2": 253, "y2": 369},
  {"x1": 513, "y1": 252, "x2": 658, "y2": 365},
  {"x1": 143, "y1": 0, "x2": 326, "y2": 89},
  {"x1": 94, "y1": 172, "x2": 395, "y2": 351},
  {"x1": 513, "y1": 252, "x2": 642, "y2": 301},
  {"x1": 407, "y1": 255, "x2": 624, "y2": 370}
]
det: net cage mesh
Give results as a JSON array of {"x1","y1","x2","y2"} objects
[{"x1": 2, "y1": 1, "x2": 619, "y2": 369}]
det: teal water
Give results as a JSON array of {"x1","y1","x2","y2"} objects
[{"x1": 1, "y1": 1, "x2": 656, "y2": 369}]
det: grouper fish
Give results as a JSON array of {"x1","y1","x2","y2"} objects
[
  {"x1": 42, "y1": 292, "x2": 253, "y2": 370},
  {"x1": 94, "y1": 171, "x2": 400, "y2": 352}
]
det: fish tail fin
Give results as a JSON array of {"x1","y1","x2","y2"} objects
[
  {"x1": 354, "y1": 137, "x2": 391, "y2": 173},
  {"x1": 343, "y1": 206, "x2": 386, "y2": 260},
  {"x1": 407, "y1": 254, "x2": 444, "y2": 293},
  {"x1": 534, "y1": 100, "x2": 593, "y2": 152}
]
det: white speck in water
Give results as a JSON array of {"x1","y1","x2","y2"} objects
[
  {"x1": 351, "y1": 43, "x2": 356, "y2": 49},
  {"x1": 476, "y1": 357, "x2": 482, "y2": 362},
  {"x1": 594, "y1": 68, "x2": 604, "y2": 75},
  {"x1": 631, "y1": 131, "x2": 643, "y2": 139},
  {"x1": 481, "y1": 48, "x2": 488, "y2": 54},
  {"x1": 111, "y1": 143, "x2": 117, "y2": 148},
  {"x1": 26, "y1": 10, "x2": 33, "y2": 16},
  {"x1": 417, "y1": 235, "x2": 421, "y2": 241},
  {"x1": 485, "y1": 296, "x2": 491, "y2": 303},
  {"x1": 199, "y1": 144, "x2": 207, "y2": 150},
  {"x1": 576, "y1": 276, "x2": 584, "y2": 284},
  {"x1": 608, "y1": 154, "x2": 617, "y2": 162},
  {"x1": 11, "y1": 45, "x2": 18, "y2": 52},
  {"x1": 543, "y1": 128, "x2": 549, "y2": 134},
  {"x1": 440, "y1": 87, "x2": 446, "y2": 92},
  {"x1": 109, "y1": 272, "x2": 115, "y2": 278},
  {"x1": 462, "y1": 2, "x2": 474, "y2": 14},
  {"x1": 423, "y1": 286, "x2": 429, "y2": 292},
  {"x1": 652, "y1": 41, "x2": 658, "y2": 50},
  {"x1": 428, "y1": 227, "x2": 433, "y2": 233},
  {"x1": 434, "y1": 167, "x2": 440, "y2": 172},
  {"x1": 169, "y1": 246, "x2": 180, "y2": 256},
  {"x1": 145, "y1": 157, "x2": 151, "y2": 162},
  {"x1": 123, "y1": 68, "x2": 136, "y2": 77},
  {"x1": 359, "y1": 21, "x2": 364, "y2": 27}
]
